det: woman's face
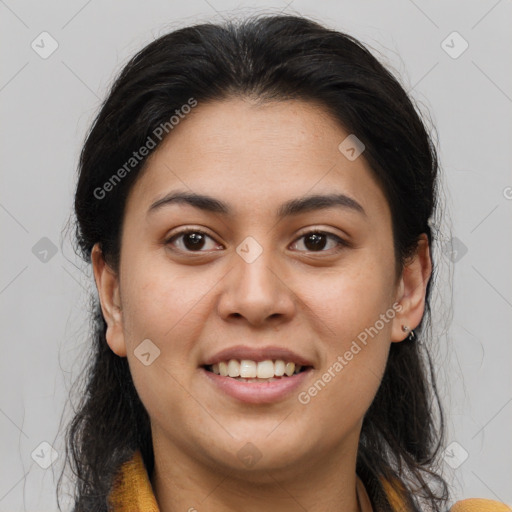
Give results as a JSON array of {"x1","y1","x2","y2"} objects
[{"x1": 95, "y1": 98, "x2": 425, "y2": 478}]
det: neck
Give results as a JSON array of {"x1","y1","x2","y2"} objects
[{"x1": 150, "y1": 428, "x2": 363, "y2": 512}]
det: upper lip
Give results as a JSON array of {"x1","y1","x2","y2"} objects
[{"x1": 201, "y1": 345, "x2": 314, "y2": 368}]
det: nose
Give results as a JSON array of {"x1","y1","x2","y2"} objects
[{"x1": 216, "y1": 243, "x2": 296, "y2": 327}]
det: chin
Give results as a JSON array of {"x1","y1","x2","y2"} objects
[{"x1": 198, "y1": 429, "x2": 313, "y2": 475}]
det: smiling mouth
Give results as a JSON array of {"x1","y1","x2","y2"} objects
[{"x1": 202, "y1": 359, "x2": 312, "y2": 382}]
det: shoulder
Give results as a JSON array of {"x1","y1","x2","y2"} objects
[
  {"x1": 380, "y1": 475, "x2": 511, "y2": 512},
  {"x1": 449, "y1": 498, "x2": 512, "y2": 511},
  {"x1": 379, "y1": 474, "x2": 511, "y2": 512}
]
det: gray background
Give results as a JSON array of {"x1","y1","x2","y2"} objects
[{"x1": 1, "y1": 0, "x2": 511, "y2": 510}]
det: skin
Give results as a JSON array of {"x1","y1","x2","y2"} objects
[{"x1": 92, "y1": 98, "x2": 431, "y2": 512}]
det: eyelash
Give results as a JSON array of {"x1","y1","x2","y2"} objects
[{"x1": 164, "y1": 228, "x2": 349, "y2": 255}]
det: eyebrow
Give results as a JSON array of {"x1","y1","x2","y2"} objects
[{"x1": 148, "y1": 190, "x2": 366, "y2": 218}]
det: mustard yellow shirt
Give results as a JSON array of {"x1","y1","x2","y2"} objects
[{"x1": 107, "y1": 450, "x2": 511, "y2": 512}]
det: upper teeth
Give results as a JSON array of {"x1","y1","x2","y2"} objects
[{"x1": 210, "y1": 359, "x2": 302, "y2": 378}]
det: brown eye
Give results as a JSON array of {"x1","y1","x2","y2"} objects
[
  {"x1": 166, "y1": 230, "x2": 222, "y2": 252},
  {"x1": 291, "y1": 231, "x2": 347, "y2": 253}
]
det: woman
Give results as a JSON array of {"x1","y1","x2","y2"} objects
[{"x1": 59, "y1": 14, "x2": 510, "y2": 512}]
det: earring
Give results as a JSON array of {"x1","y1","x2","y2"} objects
[{"x1": 401, "y1": 325, "x2": 416, "y2": 341}]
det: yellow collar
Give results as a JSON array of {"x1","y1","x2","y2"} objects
[
  {"x1": 108, "y1": 450, "x2": 511, "y2": 512},
  {"x1": 109, "y1": 450, "x2": 159, "y2": 511}
]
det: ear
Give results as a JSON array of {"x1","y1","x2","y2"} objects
[
  {"x1": 91, "y1": 243, "x2": 127, "y2": 357},
  {"x1": 391, "y1": 234, "x2": 432, "y2": 343}
]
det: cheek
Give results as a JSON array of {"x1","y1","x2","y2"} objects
[
  {"x1": 118, "y1": 251, "x2": 246, "y2": 379},
  {"x1": 296, "y1": 255, "x2": 395, "y2": 423},
  {"x1": 299, "y1": 312, "x2": 391, "y2": 448},
  {"x1": 118, "y1": 256, "x2": 217, "y2": 436},
  {"x1": 301, "y1": 253, "x2": 397, "y2": 344},
  {"x1": 119, "y1": 252, "x2": 215, "y2": 348}
]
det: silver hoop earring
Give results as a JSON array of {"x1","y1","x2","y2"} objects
[{"x1": 401, "y1": 325, "x2": 416, "y2": 341}]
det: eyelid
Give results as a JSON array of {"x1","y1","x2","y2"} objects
[
  {"x1": 290, "y1": 229, "x2": 350, "y2": 253},
  {"x1": 294, "y1": 225, "x2": 350, "y2": 242},
  {"x1": 164, "y1": 227, "x2": 222, "y2": 251}
]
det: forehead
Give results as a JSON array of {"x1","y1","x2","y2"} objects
[{"x1": 126, "y1": 98, "x2": 390, "y2": 221}]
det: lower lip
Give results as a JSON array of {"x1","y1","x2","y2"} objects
[{"x1": 200, "y1": 367, "x2": 312, "y2": 404}]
